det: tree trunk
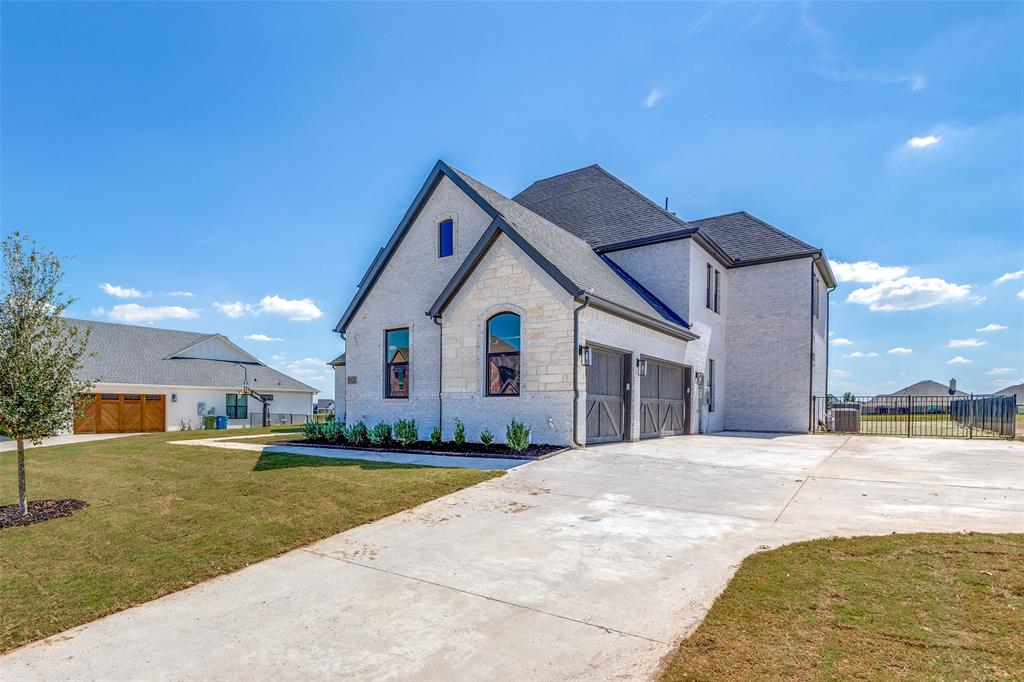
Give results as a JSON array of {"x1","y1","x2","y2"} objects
[{"x1": 17, "y1": 439, "x2": 28, "y2": 516}]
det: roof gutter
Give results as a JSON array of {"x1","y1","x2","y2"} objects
[{"x1": 582, "y1": 294, "x2": 699, "y2": 342}]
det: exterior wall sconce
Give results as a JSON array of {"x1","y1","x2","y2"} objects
[
  {"x1": 171, "y1": 393, "x2": 177, "y2": 403},
  {"x1": 636, "y1": 359, "x2": 649, "y2": 377},
  {"x1": 578, "y1": 345, "x2": 592, "y2": 366}
]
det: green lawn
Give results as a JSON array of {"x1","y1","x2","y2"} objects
[
  {"x1": 0, "y1": 428, "x2": 500, "y2": 652},
  {"x1": 661, "y1": 533, "x2": 1024, "y2": 681}
]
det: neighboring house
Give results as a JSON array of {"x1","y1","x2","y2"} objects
[
  {"x1": 994, "y1": 383, "x2": 1023, "y2": 412},
  {"x1": 314, "y1": 399, "x2": 336, "y2": 414},
  {"x1": 67, "y1": 319, "x2": 317, "y2": 432},
  {"x1": 332, "y1": 161, "x2": 834, "y2": 446},
  {"x1": 861, "y1": 379, "x2": 967, "y2": 414},
  {"x1": 328, "y1": 353, "x2": 346, "y2": 423}
]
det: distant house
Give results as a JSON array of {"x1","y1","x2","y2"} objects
[
  {"x1": 862, "y1": 380, "x2": 967, "y2": 415},
  {"x1": 328, "y1": 353, "x2": 346, "y2": 422},
  {"x1": 994, "y1": 383, "x2": 1023, "y2": 412},
  {"x1": 314, "y1": 399, "x2": 335, "y2": 414},
  {"x1": 67, "y1": 319, "x2": 317, "y2": 433}
]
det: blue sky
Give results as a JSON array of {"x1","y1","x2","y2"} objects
[{"x1": 3, "y1": 2, "x2": 1022, "y2": 398}]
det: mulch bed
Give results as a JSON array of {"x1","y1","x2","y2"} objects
[
  {"x1": 267, "y1": 440, "x2": 565, "y2": 461},
  {"x1": 0, "y1": 499, "x2": 88, "y2": 530}
]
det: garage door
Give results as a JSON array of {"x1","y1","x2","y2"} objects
[
  {"x1": 639, "y1": 360, "x2": 690, "y2": 438},
  {"x1": 586, "y1": 348, "x2": 627, "y2": 444},
  {"x1": 74, "y1": 393, "x2": 166, "y2": 434}
]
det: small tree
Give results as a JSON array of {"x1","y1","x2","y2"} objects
[
  {"x1": 842, "y1": 391, "x2": 857, "y2": 403},
  {"x1": 0, "y1": 232, "x2": 92, "y2": 516}
]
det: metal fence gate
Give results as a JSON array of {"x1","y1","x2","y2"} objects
[{"x1": 812, "y1": 395, "x2": 1017, "y2": 439}]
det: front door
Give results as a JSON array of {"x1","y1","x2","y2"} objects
[{"x1": 585, "y1": 348, "x2": 627, "y2": 444}]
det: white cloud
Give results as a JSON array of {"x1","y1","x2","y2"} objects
[
  {"x1": 831, "y1": 369, "x2": 851, "y2": 377},
  {"x1": 828, "y1": 260, "x2": 908, "y2": 283},
  {"x1": 847, "y1": 351, "x2": 878, "y2": 358},
  {"x1": 888, "y1": 347, "x2": 913, "y2": 354},
  {"x1": 99, "y1": 283, "x2": 150, "y2": 299},
  {"x1": 213, "y1": 301, "x2": 254, "y2": 319},
  {"x1": 909, "y1": 75, "x2": 927, "y2": 92},
  {"x1": 906, "y1": 135, "x2": 940, "y2": 149},
  {"x1": 946, "y1": 356, "x2": 973, "y2": 365},
  {"x1": 257, "y1": 295, "x2": 322, "y2": 321},
  {"x1": 830, "y1": 337, "x2": 854, "y2": 346},
  {"x1": 168, "y1": 291, "x2": 195, "y2": 298},
  {"x1": 987, "y1": 367, "x2": 1017, "y2": 375},
  {"x1": 947, "y1": 338, "x2": 986, "y2": 348},
  {"x1": 994, "y1": 269, "x2": 1024, "y2": 284},
  {"x1": 90, "y1": 306, "x2": 106, "y2": 316},
  {"x1": 244, "y1": 333, "x2": 283, "y2": 342},
  {"x1": 846, "y1": 276, "x2": 972, "y2": 312},
  {"x1": 1017, "y1": 289, "x2": 1024, "y2": 301},
  {"x1": 977, "y1": 323, "x2": 1008, "y2": 332},
  {"x1": 213, "y1": 295, "x2": 323, "y2": 321},
  {"x1": 106, "y1": 303, "x2": 199, "y2": 324},
  {"x1": 644, "y1": 88, "x2": 664, "y2": 108}
]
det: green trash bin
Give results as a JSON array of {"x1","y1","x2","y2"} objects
[{"x1": 203, "y1": 415, "x2": 216, "y2": 430}]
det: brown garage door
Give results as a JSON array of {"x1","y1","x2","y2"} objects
[
  {"x1": 639, "y1": 360, "x2": 691, "y2": 438},
  {"x1": 74, "y1": 393, "x2": 165, "y2": 433},
  {"x1": 586, "y1": 348, "x2": 628, "y2": 444}
]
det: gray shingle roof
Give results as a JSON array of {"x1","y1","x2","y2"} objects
[
  {"x1": 328, "y1": 353, "x2": 346, "y2": 366},
  {"x1": 514, "y1": 165, "x2": 693, "y2": 249},
  {"x1": 513, "y1": 166, "x2": 821, "y2": 264},
  {"x1": 449, "y1": 165, "x2": 692, "y2": 330},
  {"x1": 688, "y1": 211, "x2": 817, "y2": 263},
  {"x1": 66, "y1": 319, "x2": 317, "y2": 392}
]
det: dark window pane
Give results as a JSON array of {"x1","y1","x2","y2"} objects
[
  {"x1": 388, "y1": 363, "x2": 409, "y2": 397},
  {"x1": 488, "y1": 354, "x2": 520, "y2": 396},
  {"x1": 439, "y1": 219, "x2": 454, "y2": 258},
  {"x1": 385, "y1": 327, "x2": 411, "y2": 398},
  {"x1": 386, "y1": 328, "x2": 409, "y2": 364}
]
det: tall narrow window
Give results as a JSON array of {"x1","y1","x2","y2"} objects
[
  {"x1": 706, "y1": 264, "x2": 713, "y2": 310},
  {"x1": 438, "y1": 218, "x2": 454, "y2": 258},
  {"x1": 486, "y1": 312, "x2": 521, "y2": 396},
  {"x1": 707, "y1": 359, "x2": 716, "y2": 413},
  {"x1": 812, "y1": 274, "x2": 820, "y2": 318},
  {"x1": 714, "y1": 269, "x2": 721, "y2": 313},
  {"x1": 384, "y1": 328, "x2": 410, "y2": 398}
]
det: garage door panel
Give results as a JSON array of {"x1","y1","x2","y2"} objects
[
  {"x1": 586, "y1": 349, "x2": 627, "y2": 445},
  {"x1": 640, "y1": 361, "x2": 690, "y2": 438},
  {"x1": 74, "y1": 395, "x2": 98, "y2": 434},
  {"x1": 143, "y1": 395, "x2": 165, "y2": 432}
]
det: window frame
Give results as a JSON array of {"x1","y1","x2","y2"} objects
[
  {"x1": 714, "y1": 268, "x2": 721, "y2": 313},
  {"x1": 225, "y1": 393, "x2": 248, "y2": 420},
  {"x1": 437, "y1": 217, "x2": 455, "y2": 258},
  {"x1": 383, "y1": 327, "x2": 410, "y2": 399},
  {"x1": 812, "y1": 273, "x2": 820, "y2": 319},
  {"x1": 706, "y1": 263, "x2": 721, "y2": 314},
  {"x1": 485, "y1": 312, "x2": 521, "y2": 397},
  {"x1": 707, "y1": 359, "x2": 716, "y2": 413}
]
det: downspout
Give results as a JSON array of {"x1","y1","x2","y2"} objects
[
  {"x1": 432, "y1": 314, "x2": 443, "y2": 429},
  {"x1": 572, "y1": 294, "x2": 591, "y2": 447}
]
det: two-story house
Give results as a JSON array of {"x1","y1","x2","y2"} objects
[{"x1": 332, "y1": 161, "x2": 835, "y2": 446}]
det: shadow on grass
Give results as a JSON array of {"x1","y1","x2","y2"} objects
[{"x1": 252, "y1": 451, "x2": 428, "y2": 472}]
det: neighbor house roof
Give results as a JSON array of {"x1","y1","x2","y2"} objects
[
  {"x1": 514, "y1": 165, "x2": 835, "y2": 285},
  {"x1": 886, "y1": 380, "x2": 967, "y2": 397},
  {"x1": 66, "y1": 319, "x2": 317, "y2": 392},
  {"x1": 337, "y1": 160, "x2": 696, "y2": 340},
  {"x1": 328, "y1": 353, "x2": 346, "y2": 366},
  {"x1": 994, "y1": 383, "x2": 1023, "y2": 402}
]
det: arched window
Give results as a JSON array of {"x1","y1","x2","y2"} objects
[{"x1": 486, "y1": 312, "x2": 520, "y2": 396}]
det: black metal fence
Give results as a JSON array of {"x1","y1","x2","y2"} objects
[{"x1": 812, "y1": 394, "x2": 1017, "y2": 439}]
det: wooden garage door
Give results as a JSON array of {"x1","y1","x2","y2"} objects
[
  {"x1": 639, "y1": 361, "x2": 691, "y2": 438},
  {"x1": 586, "y1": 348, "x2": 627, "y2": 444},
  {"x1": 74, "y1": 393, "x2": 166, "y2": 433}
]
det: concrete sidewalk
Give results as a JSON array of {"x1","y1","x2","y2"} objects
[
  {"x1": 0, "y1": 433, "x2": 134, "y2": 452},
  {"x1": 2, "y1": 433, "x2": 1021, "y2": 680}
]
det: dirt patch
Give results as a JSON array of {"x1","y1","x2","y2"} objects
[{"x1": 1, "y1": 499, "x2": 88, "y2": 529}]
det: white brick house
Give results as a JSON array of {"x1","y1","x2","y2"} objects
[{"x1": 332, "y1": 161, "x2": 835, "y2": 446}]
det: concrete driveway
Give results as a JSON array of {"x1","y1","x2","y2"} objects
[{"x1": 3, "y1": 433, "x2": 1021, "y2": 680}]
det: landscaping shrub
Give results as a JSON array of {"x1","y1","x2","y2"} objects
[
  {"x1": 369, "y1": 421, "x2": 393, "y2": 446},
  {"x1": 505, "y1": 419, "x2": 531, "y2": 453},
  {"x1": 430, "y1": 424, "x2": 442, "y2": 446},
  {"x1": 479, "y1": 429, "x2": 494, "y2": 447},
  {"x1": 303, "y1": 421, "x2": 348, "y2": 444},
  {"x1": 349, "y1": 421, "x2": 370, "y2": 446},
  {"x1": 453, "y1": 418, "x2": 466, "y2": 447},
  {"x1": 393, "y1": 419, "x2": 418, "y2": 447}
]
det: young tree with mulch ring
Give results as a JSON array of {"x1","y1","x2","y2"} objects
[{"x1": 0, "y1": 232, "x2": 92, "y2": 517}]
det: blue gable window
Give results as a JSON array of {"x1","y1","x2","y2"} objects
[{"x1": 438, "y1": 219, "x2": 454, "y2": 258}]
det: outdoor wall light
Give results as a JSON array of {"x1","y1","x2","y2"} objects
[
  {"x1": 171, "y1": 393, "x2": 177, "y2": 403},
  {"x1": 636, "y1": 359, "x2": 649, "y2": 377},
  {"x1": 578, "y1": 345, "x2": 592, "y2": 366}
]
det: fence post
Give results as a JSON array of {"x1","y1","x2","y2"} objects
[
  {"x1": 907, "y1": 396, "x2": 913, "y2": 437},
  {"x1": 969, "y1": 394, "x2": 974, "y2": 439}
]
